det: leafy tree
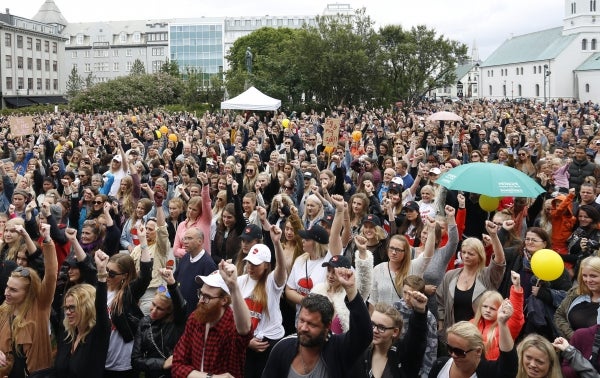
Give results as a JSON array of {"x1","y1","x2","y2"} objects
[
  {"x1": 65, "y1": 66, "x2": 83, "y2": 100},
  {"x1": 182, "y1": 67, "x2": 204, "y2": 106},
  {"x1": 378, "y1": 25, "x2": 469, "y2": 104},
  {"x1": 160, "y1": 59, "x2": 180, "y2": 77},
  {"x1": 69, "y1": 73, "x2": 183, "y2": 112},
  {"x1": 130, "y1": 59, "x2": 146, "y2": 75}
]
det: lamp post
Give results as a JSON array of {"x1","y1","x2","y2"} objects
[{"x1": 543, "y1": 64, "x2": 551, "y2": 105}]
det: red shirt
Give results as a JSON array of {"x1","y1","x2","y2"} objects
[{"x1": 172, "y1": 306, "x2": 252, "y2": 378}]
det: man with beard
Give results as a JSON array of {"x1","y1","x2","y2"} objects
[
  {"x1": 172, "y1": 260, "x2": 252, "y2": 378},
  {"x1": 261, "y1": 267, "x2": 372, "y2": 378}
]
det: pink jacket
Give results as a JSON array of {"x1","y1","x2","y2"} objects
[{"x1": 172, "y1": 185, "x2": 213, "y2": 257}]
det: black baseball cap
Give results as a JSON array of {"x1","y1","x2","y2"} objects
[
  {"x1": 404, "y1": 201, "x2": 420, "y2": 212},
  {"x1": 320, "y1": 214, "x2": 334, "y2": 228},
  {"x1": 240, "y1": 224, "x2": 263, "y2": 241},
  {"x1": 298, "y1": 225, "x2": 329, "y2": 244},
  {"x1": 322, "y1": 255, "x2": 351, "y2": 269}
]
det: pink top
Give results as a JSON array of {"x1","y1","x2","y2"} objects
[{"x1": 172, "y1": 185, "x2": 213, "y2": 257}]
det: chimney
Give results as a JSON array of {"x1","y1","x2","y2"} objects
[{"x1": 5, "y1": 8, "x2": 9, "y2": 14}]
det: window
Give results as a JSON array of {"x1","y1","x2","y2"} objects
[
  {"x1": 36, "y1": 59, "x2": 42, "y2": 70},
  {"x1": 538, "y1": 65, "x2": 542, "y2": 73},
  {"x1": 113, "y1": 50, "x2": 119, "y2": 57},
  {"x1": 126, "y1": 49, "x2": 132, "y2": 57},
  {"x1": 36, "y1": 39, "x2": 41, "y2": 51},
  {"x1": 5, "y1": 33, "x2": 11, "y2": 47},
  {"x1": 53, "y1": 60, "x2": 57, "y2": 71},
  {"x1": 534, "y1": 66, "x2": 537, "y2": 74},
  {"x1": 120, "y1": 32, "x2": 127, "y2": 43},
  {"x1": 591, "y1": 0, "x2": 597, "y2": 11},
  {"x1": 535, "y1": 84, "x2": 540, "y2": 97},
  {"x1": 518, "y1": 84, "x2": 522, "y2": 97},
  {"x1": 72, "y1": 51, "x2": 77, "y2": 58},
  {"x1": 503, "y1": 84, "x2": 507, "y2": 96},
  {"x1": 45, "y1": 60, "x2": 50, "y2": 71},
  {"x1": 5, "y1": 55, "x2": 12, "y2": 69},
  {"x1": 133, "y1": 32, "x2": 141, "y2": 43},
  {"x1": 152, "y1": 47, "x2": 164, "y2": 56},
  {"x1": 52, "y1": 42, "x2": 57, "y2": 53},
  {"x1": 17, "y1": 35, "x2": 23, "y2": 48},
  {"x1": 85, "y1": 63, "x2": 91, "y2": 72},
  {"x1": 44, "y1": 41, "x2": 49, "y2": 52},
  {"x1": 26, "y1": 37, "x2": 32, "y2": 50},
  {"x1": 84, "y1": 51, "x2": 90, "y2": 58},
  {"x1": 593, "y1": 39, "x2": 598, "y2": 50},
  {"x1": 139, "y1": 48, "x2": 145, "y2": 56},
  {"x1": 45, "y1": 79, "x2": 50, "y2": 90},
  {"x1": 489, "y1": 85, "x2": 492, "y2": 96},
  {"x1": 126, "y1": 61, "x2": 133, "y2": 71},
  {"x1": 113, "y1": 62, "x2": 119, "y2": 71},
  {"x1": 53, "y1": 79, "x2": 58, "y2": 90},
  {"x1": 76, "y1": 34, "x2": 84, "y2": 45},
  {"x1": 586, "y1": 83, "x2": 591, "y2": 92},
  {"x1": 583, "y1": 39, "x2": 588, "y2": 50},
  {"x1": 18, "y1": 77, "x2": 24, "y2": 89},
  {"x1": 572, "y1": 1, "x2": 577, "y2": 13},
  {"x1": 17, "y1": 57, "x2": 23, "y2": 69},
  {"x1": 37, "y1": 78, "x2": 42, "y2": 90},
  {"x1": 516, "y1": 68, "x2": 519, "y2": 75},
  {"x1": 6, "y1": 77, "x2": 12, "y2": 90},
  {"x1": 27, "y1": 57, "x2": 32, "y2": 70},
  {"x1": 28, "y1": 78, "x2": 33, "y2": 90}
]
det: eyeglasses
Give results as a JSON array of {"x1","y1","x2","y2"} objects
[
  {"x1": 63, "y1": 305, "x2": 77, "y2": 313},
  {"x1": 157, "y1": 285, "x2": 171, "y2": 299},
  {"x1": 518, "y1": 153, "x2": 527, "y2": 156},
  {"x1": 284, "y1": 186, "x2": 293, "y2": 190},
  {"x1": 93, "y1": 200, "x2": 104, "y2": 205},
  {"x1": 309, "y1": 139, "x2": 316, "y2": 142},
  {"x1": 246, "y1": 169, "x2": 254, "y2": 174},
  {"x1": 197, "y1": 290, "x2": 224, "y2": 304},
  {"x1": 79, "y1": 175, "x2": 87, "y2": 178},
  {"x1": 394, "y1": 143, "x2": 402, "y2": 146},
  {"x1": 107, "y1": 269, "x2": 126, "y2": 278},
  {"x1": 524, "y1": 237, "x2": 543, "y2": 243},
  {"x1": 388, "y1": 246, "x2": 405, "y2": 254},
  {"x1": 371, "y1": 321, "x2": 395, "y2": 333},
  {"x1": 446, "y1": 343, "x2": 476, "y2": 358},
  {"x1": 13, "y1": 266, "x2": 30, "y2": 277}
]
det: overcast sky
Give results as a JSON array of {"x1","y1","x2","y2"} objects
[{"x1": 6, "y1": 0, "x2": 565, "y2": 59}]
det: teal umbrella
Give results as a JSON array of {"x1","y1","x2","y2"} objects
[{"x1": 436, "y1": 162, "x2": 545, "y2": 198}]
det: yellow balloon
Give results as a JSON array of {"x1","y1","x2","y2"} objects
[
  {"x1": 168, "y1": 134, "x2": 178, "y2": 142},
  {"x1": 155, "y1": 131, "x2": 162, "y2": 139},
  {"x1": 478, "y1": 195, "x2": 500, "y2": 212},
  {"x1": 352, "y1": 130, "x2": 362, "y2": 142},
  {"x1": 131, "y1": 116, "x2": 137, "y2": 123},
  {"x1": 160, "y1": 126, "x2": 169, "y2": 134},
  {"x1": 282, "y1": 119, "x2": 290, "y2": 128},
  {"x1": 531, "y1": 249, "x2": 564, "y2": 281},
  {"x1": 324, "y1": 146, "x2": 334, "y2": 154}
]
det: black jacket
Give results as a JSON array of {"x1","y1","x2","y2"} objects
[
  {"x1": 131, "y1": 283, "x2": 187, "y2": 378},
  {"x1": 111, "y1": 260, "x2": 152, "y2": 342},
  {"x1": 351, "y1": 310, "x2": 427, "y2": 378},
  {"x1": 429, "y1": 348, "x2": 518, "y2": 378}
]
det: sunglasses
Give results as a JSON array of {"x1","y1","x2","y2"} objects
[
  {"x1": 284, "y1": 186, "x2": 293, "y2": 190},
  {"x1": 63, "y1": 305, "x2": 77, "y2": 313},
  {"x1": 13, "y1": 266, "x2": 30, "y2": 277},
  {"x1": 157, "y1": 285, "x2": 171, "y2": 299},
  {"x1": 107, "y1": 269, "x2": 126, "y2": 278},
  {"x1": 93, "y1": 200, "x2": 104, "y2": 205},
  {"x1": 246, "y1": 169, "x2": 254, "y2": 174},
  {"x1": 445, "y1": 343, "x2": 476, "y2": 358}
]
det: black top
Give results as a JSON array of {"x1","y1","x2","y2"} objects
[
  {"x1": 453, "y1": 283, "x2": 475, "y2": 323},
  {"x1": 54, "y1": 282, "x2": 110, "y2": 378},
  {"x1": 568, "y1": 301, "x2": 600, "y2": 331},
  {"x1": 429, "y1": 349, "x2": 518, "y2": 378}
]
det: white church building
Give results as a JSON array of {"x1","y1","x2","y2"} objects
[{"x1": 480, "y1": 0, "x2": 600, "y2": 103}]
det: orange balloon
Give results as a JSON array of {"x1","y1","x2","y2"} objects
[
  {"x1": 352, "y1": 131, "x2": 362, "y2": 142},
  {"x1": 168, "y1": 134, "x2": 178, "y2": 142}
]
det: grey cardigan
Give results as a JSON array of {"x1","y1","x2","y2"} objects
[{"x1": 436, "y1": 258, "x2": 506, "y2": 337}]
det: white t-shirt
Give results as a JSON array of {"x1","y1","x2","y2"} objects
[
  {"x1": 287, "y1": 251, "x2": 332, "y2": 312},
  {"x1": 237, "y1": 272, "x2": 285, "y2": 340},
  {"x1": 109, "y1": 169, "x2": 126, "y2": 196}
]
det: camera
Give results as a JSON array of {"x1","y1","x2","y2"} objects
[{"x1": 587, "y1": 239, "x2": 600, "y2": 252}]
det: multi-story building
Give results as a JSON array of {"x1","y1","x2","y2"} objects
[{"x1": 0, "y1": 5, "x2": 66, "y2": 108}]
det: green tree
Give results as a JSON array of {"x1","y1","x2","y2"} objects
[
  {"x1": 130, "y1": 59, "x2": 146, "y2": 75},
  {"x1": 84, "y1": 72, "x2": 95, "y2": 89},
  {"x1": 65, "y1": 66, "x2": 83, "y2": 100},
  {"x1": 182, "y1": 67, "x2": 204, "y2": 106},
  {"x1": 296, "y1": 8, "x2": 381, "y2": 108},
  {"x1": 378, "y1": 25, "x2": 468, "y2": 104},
  {"x1": 160, "y1": 59, "x2": 180, "y2": 77}
]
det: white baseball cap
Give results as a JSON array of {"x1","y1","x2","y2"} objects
[
  {"x1": 195, "y1": 270, "x2": 230, "y2": 295},
  {"x1": 243, "y1": 244, "x2": 271, "y2": 265}
]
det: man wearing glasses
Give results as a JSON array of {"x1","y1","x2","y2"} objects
[{"x1": 172, "y1": 261, "x2": 252, "y2": 378}]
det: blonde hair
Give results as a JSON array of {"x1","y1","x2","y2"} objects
[
  {"x1": 516, "y1": 334, "x2": 562, "y2": 378},
  {"x1": 63, "y1": 284, "x2": 96, "y2": 343},
  {"x1": 471, "y1": 290, "x2": 503, "y2": 354},
  {"x1": 577, "y1": 256, "x2": 600, "y2": 295},
  {"x1": 447, "y1": 321, "x2": 484, "y2": 356},
  {"x1": 3, "y1": 218, "x2": 27, "y2": 262},
  {"x1": 461, "y1": 237, "x2": 486, "y2": 272}
]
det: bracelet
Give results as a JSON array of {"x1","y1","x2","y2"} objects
[{"x1": 97, "y1": 272, "x2": 108, "y2": 279}]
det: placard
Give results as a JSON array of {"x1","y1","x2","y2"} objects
[
  {"x1": 323, "y1": 118, "x2": 340, "y2": 147},
  {"x1": 9, "y1": 116, "x2": 34, "y2": 137}
]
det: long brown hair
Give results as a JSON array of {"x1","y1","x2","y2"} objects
[{"x1": 108, "y1": 253, "x2": 137, "y2": 314}]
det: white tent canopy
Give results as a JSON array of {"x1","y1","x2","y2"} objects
[{"x1": 221, "y1": 86, "x2": 281, "y2": 111}]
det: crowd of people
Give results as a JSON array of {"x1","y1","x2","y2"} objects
[{"x1": 0, "y1": 97, "x2": 599, "y2": 377}]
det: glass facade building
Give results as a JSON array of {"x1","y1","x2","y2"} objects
[{"x1": 169, "y1": 22, "x2": 223, "y2": 86}]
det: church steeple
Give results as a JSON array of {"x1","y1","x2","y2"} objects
[
  {"x1": 564, "y1": 0, "x2": 600, "y2": 35},
  {"x1": 32, "y1": 0, "x2": 68, "y2": 32}
]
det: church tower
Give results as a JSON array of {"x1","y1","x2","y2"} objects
[{"x1": 563, "y1": 0, "x2": 600, "y2": 34}]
